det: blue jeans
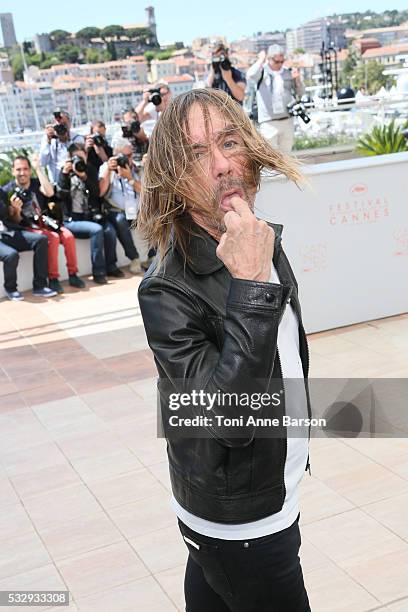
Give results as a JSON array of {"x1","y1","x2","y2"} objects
[
  {"x1": 0, "y1": 230, "x2": 48, "y2": 291},
  {"x1": 106, "y1": 210, "x2": 138, "y2": 261},
  {"x1": 65, "y1": 219, "x2": 117, "y2": 276}
]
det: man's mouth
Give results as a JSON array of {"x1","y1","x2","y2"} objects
[{"x1": 220, "y1": 188, "x2": 244, "y2": 211}]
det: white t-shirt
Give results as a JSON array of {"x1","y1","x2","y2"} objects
[
  {"x1": 172, "y1": 263, "x2": 309, "y2": 539},
  {"x1": 271, "y1": 69, "x2": 285, "y2": 115}
]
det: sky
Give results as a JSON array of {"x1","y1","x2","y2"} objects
[{"x1": 1, "y1": 1, "x2": 408, "y2": 46}]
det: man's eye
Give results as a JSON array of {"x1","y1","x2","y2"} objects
[
  {"x1": 193, "y1": 149, "x2": 207, "y2": 159},
  {"x1": 223, "y1": 139, "x2": 238, "y2": 150}
]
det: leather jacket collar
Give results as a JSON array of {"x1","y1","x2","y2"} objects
[{"x1": 177, "y1": 217, "x2": 284, "y2": 276}]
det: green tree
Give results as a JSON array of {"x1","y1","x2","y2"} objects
[
  {"x1": 293, "y1": 48, "x2": 305, "y2": 55},
  {"x1": 76, "y1": 27, "x2": 101, "y2": 39},
  {"x1": 144, "y1": 50, "x2": 155, "y2": 62},
  {"x1": 350, "y1": 60, "x2": 390, "y2": 94},
  {"x1": 50, "y1": 29, "x2": 71, "y2": 44},
  {"x1": 155, "y1": 50, "x2": 174, "y2": 60},
  {"x1": 11, "y1": 54, "x2": 24, "y2": 80},
  {"x1": 39, "y1": 56, "x2": 60, "y2": 69},
  {"x1": 106, "y1": 41, "x2": 117, "y2": 61},
  {"x1": 85, "y1": 48, "x2": 109, "y2": 63},
  {"x1": 340, "y1": 46, "x2": 359, "y2": 87},
  {"x1": 125, "y1": 27, "x2": 151, "y2": 40},
  {"x1": 101, "y1": 25, "x2": 125, "y2": 40},
  {"x1": 56, "y1": 44, "x2": 81, "y2": 63},
  {"x1": 117, "y1": 47, "x2": 132, "y2": 59}
]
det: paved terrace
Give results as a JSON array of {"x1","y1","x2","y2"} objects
[{"x1": 0, "y1": 272, "x2": 408, "y2": 612}]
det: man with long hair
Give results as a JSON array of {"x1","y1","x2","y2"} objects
[{"x1": 138, "y1": 89, "x2": 311, "y2": 612}]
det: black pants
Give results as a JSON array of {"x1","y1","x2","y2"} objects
[
  {"x1": 0, "y1": 230, "x2": 48, "y2": 292},
  {"x1": 179, "y1": 515, "x2": 311, "y2": 612}
]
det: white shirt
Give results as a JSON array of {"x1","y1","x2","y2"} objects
[
  {"x1": 39, "y1": 132, "x2": 84, "y2": 184},
  {"x1": 271, "y1": 69, "x2": 285, "y2": 115},
  {"x1": 172, "y1": 264, "x2": 309, "y2": 539},
  {"x1": 98, "y1": 162, "x2": 139, "y2": 212}
]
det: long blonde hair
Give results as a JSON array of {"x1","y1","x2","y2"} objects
[{"x1": 138, "y1": 88, "x2": 302, "y2": 264}]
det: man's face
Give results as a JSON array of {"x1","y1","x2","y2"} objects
[
  {"x1": 186, "y1": 104, "x2": 256, "y2": 236},
  {"x1": 122, "y1": 145, "x2": 133, "y2": 162},
  {"x1": 12, "y1": 160, "x2": 31, "y2": 187},
  {"x1": 55, "y1": 113, "x2": 71, "y2": 129},
  {"x1": 268, "y1": 54, "x2": 285, "y2": 71},
  {"x1": 94, "y1": 124, "x2": 106, "y2": 136},
  {"x1": 123, "y1": 111, "x2": 137, "y2": 124},
  {"x1": 158, "y1": 87, "x2": 171, "y2": 111}
]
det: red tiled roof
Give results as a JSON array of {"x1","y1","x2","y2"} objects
[{"x1": 362, "y1": 43, "x2": 408, "y2": 58}]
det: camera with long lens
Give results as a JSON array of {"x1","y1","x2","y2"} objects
[
  {"x1": 71, "y1": 155, "x2": 87, "y2": 174},
  {"x1": 116, "y1": 154, "x2": 130, "y2": 169},
  {"x1": 121, "y1": 120, "x2": 141, "y2": 139},
  {"x1": 10, "y1": 187, "x2": 38, "y2": 228},
  {"x1": 91, "y1": 133, "x2": 106, "y2": 147},
  {"x1": 12, "y1": 186, "x2": 31, "y2": 204},
  {"x1": 40, "y1": 214, "x2": 60, "y2": 232},
  {"x1": 148, "y1": 88, "x2": 162, "y2": 106},
  {"x1": 52, "y1": 123, "x2": 68, "y2": 138},
  {"x1": 287, "y1": 100, "x2": 311, "y2": 124},
  {"x1": 212, "y1": 54, "x2": 231, "y2": 73}
]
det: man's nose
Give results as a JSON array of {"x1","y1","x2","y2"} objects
[{"x1": 212, "y1": 146, "x2": 232, "y2": 179}]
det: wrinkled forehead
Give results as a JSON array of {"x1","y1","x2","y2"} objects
[{"x1": 186, "y1": 103, "x2": 232, "y2": 145}]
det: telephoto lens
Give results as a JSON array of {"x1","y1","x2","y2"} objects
[
  {"x1": 71, "y1": 155, "x2": 87, "y2": 173},
  {"x1": 148, "y1": 89, "x2": 162, "y2": 106},
  {"x1": 116, "y1": 154, "x2": 129, "y2": 169}
]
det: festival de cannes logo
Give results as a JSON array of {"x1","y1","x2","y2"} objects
[{"x1": 329, "y1": 183, "x2": 389, "y2": 225}]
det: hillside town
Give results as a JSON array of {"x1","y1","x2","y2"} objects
[{"x1": 1, "y1": 7, "x2": 408, "y2": 132}]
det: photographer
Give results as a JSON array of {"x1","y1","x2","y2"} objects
[
  {"x1": 0, "y1": 188, "x2": 56, "y2": 301},
  {"x1": 206, "y1": 43, "x2": 246, "y2": 105},
  {"x1": 135, "y1": 82, "x2": 172, "y2": 126},
  {"x1": 39, "y1": 109, "x2": 84, "y2": 184},
  {"x1": 57, "y1": 143, "x2": 120, "y2": 284},
  {"x1": 2, "y1": 154, "x2": 84, "y2": 294},
  {"x1": 247, "y1": 45, "x2": 304, "y2": 153},
  {"x1": 85, "y1": 120, "x2": 113, "y2": 172},
  {"x1": 99, "y1": 143, "x2": 144, "y2": 274},
  {"x1": 112, "y1": 110, "x2": 149, "y2": 164}
]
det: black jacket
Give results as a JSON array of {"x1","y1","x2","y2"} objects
[
  {"x1": 138, "y1": 219, "x2": 311, "y2": 524},
  {"x1": 57, "y1": 164, "x2": 100, "y2": 219}
]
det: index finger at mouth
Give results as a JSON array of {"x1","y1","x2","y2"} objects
[{"x1": 229, "y1": 196, "x2": 252, "y2": 219}]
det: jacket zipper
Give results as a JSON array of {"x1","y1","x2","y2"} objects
[{"x1": 275, "y1": 349, "x2": 287, "y2": 492}]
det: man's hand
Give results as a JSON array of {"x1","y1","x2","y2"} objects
[
  {"x1": 258, "y1": 50, "x2": 266, "y2": 64},
  {"x1": 220, "y1": 65, "x2": 232, "y2": 81},
  {"x1": 117, "y1": 165, "x2": 132, "y2": 181},
  {"x1": 9, "y1": 195, "x2": 23, "y2": 212},
  {"x1": 216, "y1": 197, "x2": 275, "y2": 282},
  {"x1": 85, "y1": 135, "x2": 94, "y2": 151},
  {"x1": 62, "y1": 160, "x2": 73, "y2": 175},
  {"x1": 107, "y1": 157, "x2": 118, "y2": 172},
  {"x1": 31, "y1": 152, "x2": 40, "y2": 170},
  {"x1": 45, "y1": 124, "x2": 55, "y2": 142},
  {"x1": 8, "y1": 195, "x2": 23, "y2": 221}
]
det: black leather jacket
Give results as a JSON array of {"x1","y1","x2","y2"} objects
[{"x1": 138, "y1": 219, "x2": 311, "y2": 524}]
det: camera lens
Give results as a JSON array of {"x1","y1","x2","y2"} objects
[{"x1": 71, "y1": 155, "x2": 86, "y2": 173}]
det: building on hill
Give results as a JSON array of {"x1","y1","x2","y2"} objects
[
  {"x1": 297, "y1": 18, "x2": 346, "y2": 53},
  {"x1": 361, "y1": 43, "x2": 408, "y2": 67}
]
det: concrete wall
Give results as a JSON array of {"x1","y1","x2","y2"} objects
[{"x1": 0, "y1": 229, "x2": 150, "y2": 299}]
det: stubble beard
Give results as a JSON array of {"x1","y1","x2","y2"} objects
[{"x1": 207, "y1": 177, "x2": 255, "y2": 235}]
